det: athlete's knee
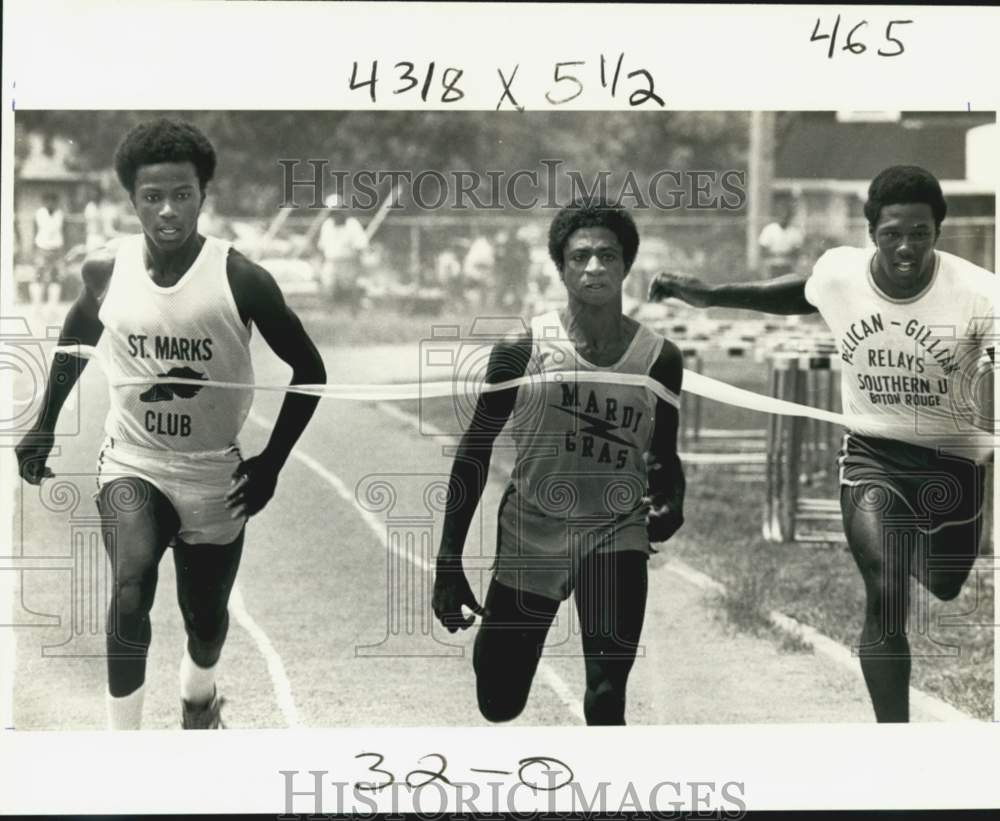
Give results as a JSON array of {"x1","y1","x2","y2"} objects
[
  {"x1": 855, "y1": 553, "x2": 902, "y2": 612},
  {"x1": 477, "y1": 693, "x2": 526, "y2": 723},
  {"x1": 181, "y1": 603, "x2": 229, "y2": 647},
  {"x1": 113, "y1": 572, "x2": 156, "y2": 619},
  {"x1": 857, "y1": 597, "x2": 909, "y2": 650},
  {"x1": 474, "y1": 647, "x2": 532, "y2": 722},
  {"x1": 860, "y1": 584, "x2": 909, "y2": 642},
  {"x1": 861, "y1": 574, "x2": 889, "y2": 612},
  {"x1": 929, "y1": 554, "x2": 977, "y2": 603},
  {"x1": 857, "y1": 631, "x2": 909, "y2": 654},
  {"x1": 927, "y1": 575, "x2": 966, "y2": 602},
  {"x1": 935, "y1": 583, "x2": 963, "y2": 602},
  {"x1": 476, "y1": 679, "x2": 529, "y2": 723}
]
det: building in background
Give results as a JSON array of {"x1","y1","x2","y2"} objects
[{"x1": 772, "y1": 111, "x2": 996, "y2": 270}]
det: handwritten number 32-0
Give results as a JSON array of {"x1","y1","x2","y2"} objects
[
  {"x1": 811, "y1": 17, "x2": 912, "y2": 58},
  {"x1": 353, "y1": 752, "x2": 574, "y2": 792},
  {"x1": 355, "y1": 752, "x2": 451, "y2": 792}
]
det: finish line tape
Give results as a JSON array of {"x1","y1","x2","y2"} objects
[{"x1": 52, "y1": 343, "x2": 887, "y2": 430}]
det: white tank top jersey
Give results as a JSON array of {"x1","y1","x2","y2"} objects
[
  {"x1": 498, "y1": 310, "x2": 673, "y2": 557},
  {"x1": 804, "y1": 246, "x2": 995, "y2": 461},
  {"x1": 97, "y1": 234, "x2": 254, "y2": 453}
]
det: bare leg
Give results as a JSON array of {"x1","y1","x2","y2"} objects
[{"x1": 473, "y1": 579, "x2": 559, "y2": 723}]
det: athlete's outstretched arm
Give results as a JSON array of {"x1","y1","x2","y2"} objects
[
  {"x1": 225, "y1": 251, "x2": 327, "y2": 519},
  {"x1": 15, "y1": 256, "x2": 110, "y2": 483},
  {"x1": 433, "y1": 334, "x2": 531, "y2": 632},
  {"x1": 645, "y1": 340, "x2": 685, "y2": 544},
  {"x1": 649, "y1": 271, "x2": 817, "y2": 316}
]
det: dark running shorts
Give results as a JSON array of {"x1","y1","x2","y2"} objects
[{"x1": 838, "y1": 432, "x2": 987, "y2": 533}]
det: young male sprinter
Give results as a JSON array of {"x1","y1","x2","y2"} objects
[
  {"x1": 432, "y1": 200, "x2": 686, "y2": 725},
  {"x1": 649, "y1": 166, "x2": 995, "y2": 722},
  {"x1": 15, "y1": 119, "x2": 327, "y2": 729}
]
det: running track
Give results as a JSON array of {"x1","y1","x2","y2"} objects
[{"x1": 4, "y1": 315, "x2": 963, "y2": 729}]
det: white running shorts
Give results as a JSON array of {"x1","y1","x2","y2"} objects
[{"x1": 95, "y1": 437, "x2": 246, "y2": 546}]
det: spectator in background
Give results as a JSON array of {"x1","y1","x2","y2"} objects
[
  {"x1": 463, "y1": 233, "x2": 494, "y2": 308},
  {"x1": 435, "y1": 242, "x2": 465, "y2": 308},
  {"x1": 758, "y1": 200, "x2": 804, "y2": 278},
  {"x1": 84, "y1": 185, "x2": 120, "y2": 252},
  {"x1": 33, "y1": 191, "x2": 65, "y2": 306},
  {"x1": 318, "y1": 194, "x2": 368, "y2": 315},
  {"x1": 494, "y1": 228, "x2": 531, "y2": 314}
]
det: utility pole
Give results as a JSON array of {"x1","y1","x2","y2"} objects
[{"x1": 747, "y1": 111, "x2": 776, "y2": 278}]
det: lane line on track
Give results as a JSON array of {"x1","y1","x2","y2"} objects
[
  {"x1": 228, "y1": 582, "x2": 302, "y2": 728},
  {"x1": 253, "y1": 406, "x2": 586, "y2": 724}
]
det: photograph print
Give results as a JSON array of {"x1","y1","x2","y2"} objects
[{"x1": 6, "y1": 108, "x2": 996, "y2": 731}]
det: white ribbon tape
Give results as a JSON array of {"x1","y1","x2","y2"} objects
[{"x1": 52, "y1": 343, "x2": 886, "y2": 429}]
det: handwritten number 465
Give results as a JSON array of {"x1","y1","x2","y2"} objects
[{"x1": 811, "y1": 17, "x2": 912, "y2": 58}]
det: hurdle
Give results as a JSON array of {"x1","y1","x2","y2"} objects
[
  {"x1": 650, "y1": 315, "x2": 774, "y2": 464},
  {"x1": 675, "y1": 338, "x2": 766, "y2": 449},
  {"x1": 763, "y1": 341, "x2": 844, "y2": 543},
  {"x1": 678, "y1": 343, "x2": 704, "y2": 446}
]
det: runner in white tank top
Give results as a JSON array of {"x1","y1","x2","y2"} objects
[
  {"x1": 98, "y1": 232, "x2": 254, "y2": 453},
  {"x1": 16, "y1": 119, "x2": 327, "y2": 731},
  {"x1": 649, "y1": 165, "x2": 995, "y2": 723},
  {"x1": 433, "y1": 200, "x2": 686, "y2": 725}
]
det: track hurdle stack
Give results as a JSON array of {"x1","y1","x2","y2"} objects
[
  {"x1": 679, "y1": 337, "x2": 768, "y2": 457},
  {"x1": 678, "y1": 342, "x2": 705, "y2": 446},
  {"x1": 653, "y1": 317, "x2": 766, "y2": 454},
  {"x1": 763, "y1": 337, "x2": 844, "y2": 544}
]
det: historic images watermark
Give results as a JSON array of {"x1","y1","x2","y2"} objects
[
  {"x1": 280, "y1": 766, "x2": 748, "y2": 818},
  {"x1": 278, "y1": 160, "x2": 747, "y2": 212},
  {"x1": 1, "y1": 316, "x2": 82, "y2": 441}
]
